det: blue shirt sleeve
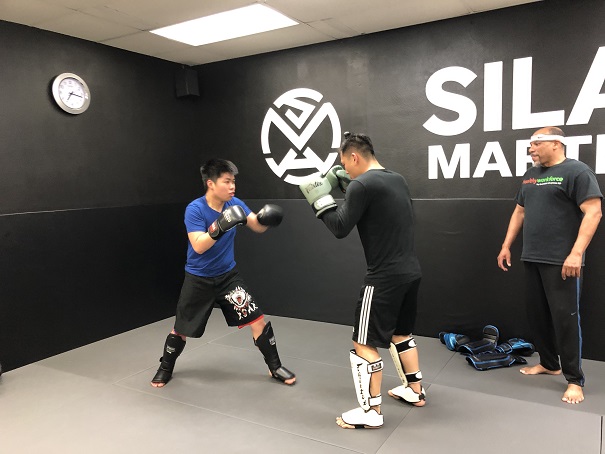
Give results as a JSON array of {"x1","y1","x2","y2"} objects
[{"x1": 184, "y1": 201, "x2": 206, "y2": 233}]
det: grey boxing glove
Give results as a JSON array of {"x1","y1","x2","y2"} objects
[
  {"x1": 325, "y1": 165, "x2": 351, "y2": 193},
  {"x1": 299, "y1": 173, "x2": 337, "y2": 218}
]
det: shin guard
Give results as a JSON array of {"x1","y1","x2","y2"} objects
[
  {"x1": 466, "y1": 351, "x2": 527, "y2": 371},
  {"x1": 349, "y1": 350, "x2": 383, "y2": 411},
  {"x1": 439, "y1": 332, "x2": 472, "y2": 352},
  {"x1": 254, "y1": 322, "x2": 295, "y2": 383},
  {"x1": 152, "y1": 333, "x2": 186, "y2": 384},
  {"x1": 457, "y1": 325, "x2": 499, "y2": 355},
  {"x1": 507, "y1": 338, "x2": 535, "y2": 356},
  {"x1": 388, "y1": 337, "x2": 426, "y2": 405},
  {"x1": 389, "y1": 337, "x2": 419, "y2": 387}
]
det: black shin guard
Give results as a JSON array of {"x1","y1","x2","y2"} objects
[
  {"x1": 254, "y1": 322, "x2": 281, "y2": 370},
  {"x1": 152, "y1": 334, "x2": 186, "y2": 385},
  {"x1": 254, "y1": 322, "x2": 295, "y2": 383}
]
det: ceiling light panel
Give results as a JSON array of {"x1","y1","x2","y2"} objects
[{"x1": 150, "y1": 4, "x2": 298, "y2": 46}]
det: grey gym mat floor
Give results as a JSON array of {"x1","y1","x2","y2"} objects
[{"x1": 1, "y1": 311, "x2": 604, "y2": 454}]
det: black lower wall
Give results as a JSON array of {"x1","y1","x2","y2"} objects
[
  {"x1": 2, "y1": 198, "x2": 603, "y2": 372},
  {"x1": 0, "y1": 203, "x2": 187, "y2": 371}
]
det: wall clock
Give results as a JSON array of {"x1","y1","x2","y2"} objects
[{"x1": 51, "y1": 73, "x2": 91, "y2": 114}]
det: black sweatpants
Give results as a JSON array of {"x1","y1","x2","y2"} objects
[{"x1": 524, "y1": 262, "x2": 584, "y2": 386}]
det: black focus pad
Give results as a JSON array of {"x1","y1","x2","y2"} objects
[{"x1": 257, "y1": 204, "x2": 284, "y2": 227}]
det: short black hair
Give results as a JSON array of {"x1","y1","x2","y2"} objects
[
  {"x1": 200, "y1": 159, "x2": 238, "y2": 189},
  {"x1": 340, "y1": 131, "x2": 375, "y2": 156}
]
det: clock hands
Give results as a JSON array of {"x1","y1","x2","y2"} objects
[{"x1": 52, "y1": 73, "x2": 90, "y2": 114}]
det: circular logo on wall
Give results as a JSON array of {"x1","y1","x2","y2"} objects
[{"x1": 261, "y1": 88, "x2": 341, "y2": 185}]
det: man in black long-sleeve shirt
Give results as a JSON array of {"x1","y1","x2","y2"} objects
[{"x1": 299, "y1": 133, "x2": 424, "y2": 429}]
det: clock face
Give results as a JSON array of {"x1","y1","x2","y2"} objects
[{"x1": 52, "y1": 73, "x2": 91, "y2": 114}]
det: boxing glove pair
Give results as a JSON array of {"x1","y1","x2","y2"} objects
[{"x1": 299, "y1": 165, "x2": 351, "y2": 218}]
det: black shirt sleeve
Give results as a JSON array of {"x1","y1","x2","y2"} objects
[
  {"x1": 320, "y1": 180, "x2": 367, "y2": 239},
  {"x1": 572, "y1": 168, "x2": 603, "y2": 206}
]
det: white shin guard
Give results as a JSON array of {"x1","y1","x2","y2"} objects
[
  {"x1": 349, "y1": 349, "x2": 383, "y2": 411},
  {"x1": 340, "y1": 407, "x2": 384, "y2": 429},
  {"x1": 388, "y1": 337, "x2": 426, "y2": 404},
  {"x1": 389, "y1": 342, "x2": 408, "y2": 387},
  {"x1": 389, "y1": 384, "x2": 426, "y2": 404}
]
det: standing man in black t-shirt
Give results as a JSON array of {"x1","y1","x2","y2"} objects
[
  {"x1": 497, "y1": 127, "x2": 602, "y2": 404},
  {"x1": 299, "y1": 133, "x2": 424, "y2": 429}
]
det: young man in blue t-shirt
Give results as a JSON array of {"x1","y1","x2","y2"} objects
[{"x1": 151, "y1": 159, "x2": 295, "y2": 387}]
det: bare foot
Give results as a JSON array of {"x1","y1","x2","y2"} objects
[
  {"x1": 336, "y1": 416, "x2": 355, "y2": 429},
  {"x1": 150, "y1": 382, "x2": 166, "y2": 388},
  {"x1": 562, "y1": 384, "x2": 584, "y2": 404},
  {"x1": 520, "y1": 364, "x2": 562, "y2": 375},
  {"x1": 411, "y1": 399, "x2": 426, "y2": 407},
  {"x1": 335, "y1": 407, "x2": 382, "y2": 429}
]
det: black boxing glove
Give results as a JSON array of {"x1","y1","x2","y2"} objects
[
  {"x1": 208, "y1": 205, "x2": 247, "y2": 240},
  {"x1": 256, "y1": 204, "x2": 284, "y2": 227}
]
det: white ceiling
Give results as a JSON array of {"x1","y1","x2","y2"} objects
[{"x1": 0, "y1": 0, "x2": 540, "y2": 66}]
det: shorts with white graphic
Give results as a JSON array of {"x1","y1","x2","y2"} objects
[
  {"x1": 353, "y1": 277, "x2": 421, "y2": 348},
  {"x1": 174, "y1": 269, "x2": 263, "y2": 338}
]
